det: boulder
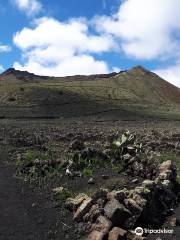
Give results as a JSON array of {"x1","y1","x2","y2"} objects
[
  {"x1": 73, "y1": 198, "x2": 94, "y2": 222},
  {"x1": 123, "y1": 153, "x2": 132, "y2": 166},
  {"x1": 159, "y1": 160, "x2": 177, "y2": 181},
  {"x1": 124, "y1": 198, "x2": 143, "y2": 215},
  {"x1": 94, "y1": 215, "x2": 112, "y2": 234},
  {"x1": 83, "y1": 221, "x2": 94, "y2": 233},
  {"x1": 169, "y1": 217, "x2": 178, "y2": 227},
  {"x1": 131, "y1": 179, "x2": 139, "y2": 184},
  {"x1": 107, "y1": 191, "x2": 119, "y2": 201},
  {"x1": 65, "y1": 193, "x2": 89, "y2": 211},
  {"x1": 123, "y1": 153, "x2": 132, "y2": 161},
  {"x1": 96, "y1": 198, "x2": 107, "y2": 208},
  {"x1": 52, "y1": 186, "x2": 64, "y2": 194},
  {"x1": 157, "y1": 170, "x2": 172, "y2": 181},
  {"x1": 88, "y1": 178, "x2": 96, "y2": 184},
  {"x1": 132, "y1": 194, "x2": 147, "y2": 208},
  {"x1": 107, "y1": 190, "x2": 126, "y2": 202},
  {"x1": 108, "y1": 227, "x2": 127, "y2": 240},
  {"x1": 134, "y1": 187, "x2": 150, "y2": 197},
  {"x1": 92, "y1": 188, "x2": 108, "y2": 202},
  {"x1": 104, "y1": 199, "x2": 131, "y2": 226},
  {"x1": 83, "y1": 204, "x2": 104, "y2": 223},
  {"x1": 116, "y1": 190, "x2": 128, "y2": 202},
  {"x1": 161, "y1": 179, "x2": 172, "y2": 189},
  {"x1": 88, "y1": 230, "x2": 106, "y2": 240},
  {"x1": 131, "y1": 162, "x2": 144, "y2": 174},
  {"x1": 142, "y1": 180, "x2": 155, "y2": 190}
]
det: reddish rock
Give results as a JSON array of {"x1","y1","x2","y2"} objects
[
  {"x1": 88, "y1": 230, "x2": 106, "y2": 240},
  {"x1": 88, "y1": 215, "x2": 112, "y2": 240},
  {"x1": 108, "y1": 227, "x2": 127, "y2": 240},
  {"x1": 73, "y1": 198, "x2": 93, "y2": 222},
  {"x1": 65, "y1": 193, "x2": 89, "y2": 211},
  {"x1": 95, "y1": 215, "x2": 112, "y2": 234}
]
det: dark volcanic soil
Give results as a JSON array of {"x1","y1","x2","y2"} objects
[
  {"x1": 146, "y1": 207, "x2": 180, "y2": 240},
  {"x1": 0, "y1": 120, "x2": 180, "y2": 240},
  {"x1": 0, "y1": 149, "x2": 60, "y2": 240}
]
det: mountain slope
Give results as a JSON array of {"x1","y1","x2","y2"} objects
[
  {"x1": 110, "y1": 66, "x2": 180, "y2": 104},
  {"x1": 0, "y1": 66, "x2": 179, "y2": 120}
]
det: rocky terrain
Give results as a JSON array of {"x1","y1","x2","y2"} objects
[
  {"x1": 0, "y1": 67, "x2": 179, "y2": 240},
  {"x1": 0, "y1": 120, "x2": 179, "y2": 240}
]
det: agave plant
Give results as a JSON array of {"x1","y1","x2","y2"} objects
[
  {"x1": 134, "y1": 142, "x2": 143, "y2": 154},
  {"x1": 110, "y1": 131, "x2": 142, "y2": 160},
  {"x1": 113, "y1": 131, "x2": 135, "y2": 148}
]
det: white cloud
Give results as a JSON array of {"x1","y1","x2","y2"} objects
[
  {"x1": 155, "y1": 64, "x2": 180, "y2": 88},
  {"x1": 94, "y1": 0, "x2": 180, "y2": 60},
  {"x1": 94, "y1": 0, "x2": 180, "y2": 87},
  {"x1": 0, "y1": 65, "x2": 4, "y2": 72},
  {"x1": 0, "y1": 44, "x2": 11, "y2": 52},
  {"x1": 12, "y1": 0, "x2": 180, "y2": 83},
  {"x1": 13, "y1": 17, "x2": 116, "y2": 76},
  {"x1": 14, "y1": 0, "x2": 42, "y2": 16},
  {"x1": 112, "y1": 66, "x2": 121, "y2": 73},
  {"x1": 14, "y1": 55, "x2": 109, "y2": 76}
]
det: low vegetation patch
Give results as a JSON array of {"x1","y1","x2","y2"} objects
[
  {"x1": 15, "y1": 149, "x2": 64, "y2": 183},
  {"x1": 156, "y1": 151, "x2": 178, "y2": 163},
  {"x1": 53, "y1": 186, "x2": 75, "y2": 208}
]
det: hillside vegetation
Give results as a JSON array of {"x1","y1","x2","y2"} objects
[{"x1": 0, "y1": 66, "x2": 180, "y2": 120}]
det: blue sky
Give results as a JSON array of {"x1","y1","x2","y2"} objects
[{"x1": 0, "y1": 0, "x2": 180, "y2": 87}]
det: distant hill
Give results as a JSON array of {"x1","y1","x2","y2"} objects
[
  {"x1": 0, "y1": 66, "x2": 180, "y2": 120},
  {"x1": 0, "y1": 68, "x2": 50, "y2": 83}
]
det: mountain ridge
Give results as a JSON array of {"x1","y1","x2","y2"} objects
[
  {"x1": 0, "y1": 65, "x2": 179, "y2": 89},
  {"x1": 0, "y1": 65, "x2": 179, "y2": 120},
  {"x1": 0, "y1": 67, "x2": 122, "y2": 82}
]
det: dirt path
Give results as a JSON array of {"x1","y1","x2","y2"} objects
[{"x1": 0, "y1": 149, "x2": 59, "y2": 240}]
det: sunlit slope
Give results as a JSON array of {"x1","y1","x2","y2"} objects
[{"x1": 0, "y1": 66, "x2": 179, "y2": 120}]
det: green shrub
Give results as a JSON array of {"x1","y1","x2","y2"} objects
[
  {"x1": 53, "y1": 187, "x2": 75, "y2": 207},
  {"x1": 25, "y1": 149, "x2": 48, "y2": 162},
  {"x1": 81, "y1": 168, "x2": 93, "y2": 177}
]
